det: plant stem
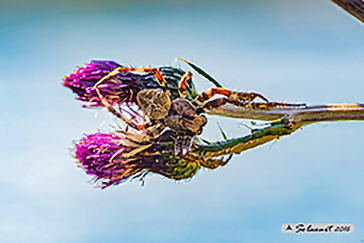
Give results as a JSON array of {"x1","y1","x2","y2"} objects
[
  {"x1": 208, "y1": 103, "x2": 364, "y2": 125},
  {"x1": 332, "y1": 0, "x2": 364, "y2": 24}
]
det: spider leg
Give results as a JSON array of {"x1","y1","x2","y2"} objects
[
  {"x1": 92, "y1": 67, "x2": 127, "y2": 119},
  {"x1": 113, "y1": 105, "x2": 156, "y2": 131},
  {"x1": 196, "y1": 97, "x2": 306, "y2": 114},
  {"x1": 123, "y1": 119, "x2": 155, "y2": 132},
  {"x1": 124, "y1": 67, "x2": 168, "y2": 89},
  {"x1": 96, "y1": 66, "x2": 168, "y2": 89},
  {"x1": 184, "y1": 153, "x2": 233, "y2": 169},
  {"x1": 93, "y1": 66, "x2": 169, "y2": 117},
  {"x1": 177, "y1": 71, "x2": 193, "y2": 99},
  {"x1": 193, "y1": 87, "x2": 269, "y2": 106},
  {"x1": 149, "y1": 124, "x2": 166, "y2": 138},
  {"x1": 92, "y1": 66, "x2": 169, "y2": 131}
]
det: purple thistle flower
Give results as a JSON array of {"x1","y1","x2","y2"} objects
[
  {"x1": 63, "y1": 60, "x2": 160, "y2": 108},
  {"x1": 63, "y1": 61, "x2": 184, "y2": 108},
  {"x1": 75, "y1": 131, "x2": 200, "y2": 188}
]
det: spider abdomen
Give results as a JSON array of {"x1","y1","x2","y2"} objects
[{"x1": 164, "y1": 99, "x2": 207, "y2": 135}]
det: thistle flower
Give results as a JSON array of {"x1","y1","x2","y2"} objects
[
  {"x1": 63, "y1": 60, "x2": 188, "y2": 108},
  {"x1": 75, "y1": 131, "x2": 200, "y2": 188},
  {"x1": 63, "y1": 60, "x2": 150, "y2": 107}
]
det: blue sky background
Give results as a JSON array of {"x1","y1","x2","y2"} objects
[{"x1": 1, "y1": 0, "x2": 364, "y2": 242}]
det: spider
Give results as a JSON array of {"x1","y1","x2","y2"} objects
[{"x1": 93, "y1": 59, "x2": 304, "y2": 156}]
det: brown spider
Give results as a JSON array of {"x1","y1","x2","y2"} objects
[{"x1": 93, "y1": 60, "x2": 303, "y2": 156}]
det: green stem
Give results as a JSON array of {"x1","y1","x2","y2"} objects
[{"x1": 193, "y1": 118, "x2": 300, "y2": 157}]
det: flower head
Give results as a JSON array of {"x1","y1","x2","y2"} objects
[
  {"x1": 63, "y1": 61, "x2": 187, "y2": 108},
  {"x1": 75, "y1": 131, "x2": 200, "y2": 188}
]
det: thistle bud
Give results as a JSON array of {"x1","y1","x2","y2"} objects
[{"x1": 75, "y1": 131, "x2": 200, "y2": 188}]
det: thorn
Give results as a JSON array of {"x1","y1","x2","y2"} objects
[
  {"x1": 216, "y1": 122, "x2": 228, "y2": 140},
  {"x1": 176, "y1": 58, "x2": 223, "y2": 88}
]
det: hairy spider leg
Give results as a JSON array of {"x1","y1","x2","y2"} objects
[
  {"x1": 125, "y1": 67, "x2": 168, "y2": 90},
  {"x1": 149, "y1": 124, "x2": 166, "y2": 138},
  {"x1": 94, "y1": 66, "x2": 168, "y2": 92},
  {"x1": 93, "y1": 67, "x2": 128, "y2": 118},
  {"x1": 197, "y1": 97, "x2": 306, "y2": 114},
  {"x1": 184, "y1": 153, "x2": 233, "y2": 169},
  {"x1": 121, "y1": 116, "x2": 156, "y2": 131},
  {"x1": 93, "y1": 66, "x2": 169, "y2": 106},
  {"x1": 177, "y1": 71, "x2": 193, "y2": 99},
  {"x1": 193, "y1": 87, "x2": 269, "y2": 106},
  {"x1": 94, "y1": 87, "x2": 155, "y2": 131},
  {"x1": 93, "y1": 66, "x2": 169, "y2": 131}
]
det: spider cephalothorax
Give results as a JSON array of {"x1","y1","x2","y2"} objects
[
  {"x1": 136, "y1": 89, "x2": 171, "y2": 120},
  {"x1": 91, "y1": 59, "x2": 305, "y2": 156}
]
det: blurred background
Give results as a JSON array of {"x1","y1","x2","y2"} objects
[{"x1": 1, "y1": 0, "x2": 363, "y2": 242}]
